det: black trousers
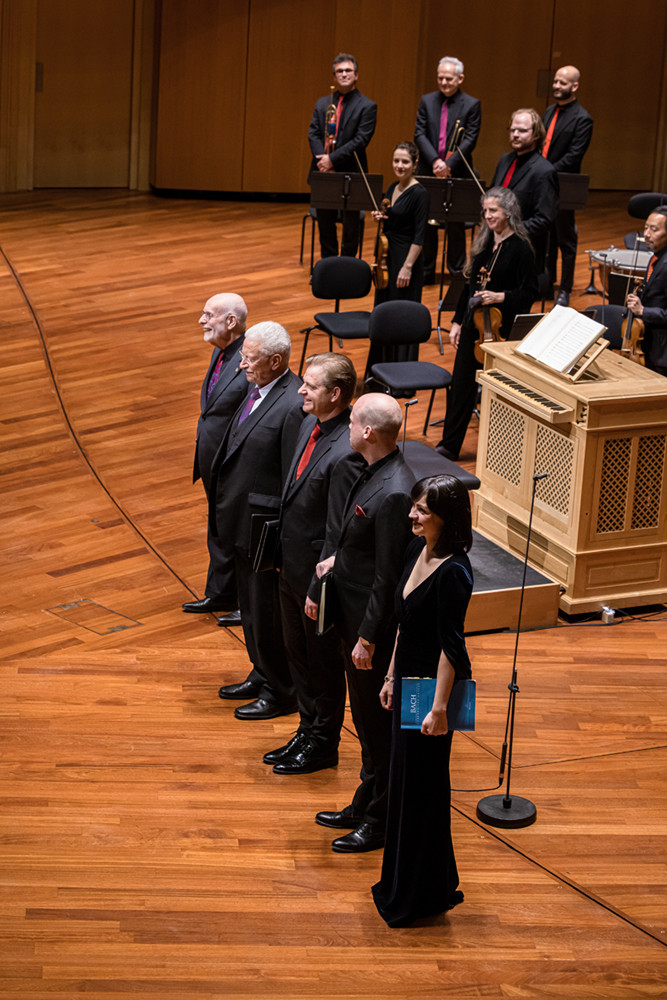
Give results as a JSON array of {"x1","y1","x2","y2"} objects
[
  {"x1": 547, "y1": 209, "x2": 578, "y2": 293},
  {"x1": 437, "y1": 322, "x2": 480, "y2": 459},
  {"x1": 339, "y1": 632, "x2": 394, "y2": 831},
  {"x1": 423, "y1": 221, "x2": 467, "y2": 280},
  {"x1": 234, "y1": 548, "x2": 296, "y2": 708},
  {"x1": 316, "y1": 208, "x2": 360, "y2": 258},
  {"x1": 205, "y1": 529, "x2": 237, "y2": 606},
  {"x1": 279, "y1": 574, "x2": 346, "y2": 749}
]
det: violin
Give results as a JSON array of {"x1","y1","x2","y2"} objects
[
  {"x1": 473, "y1": 265, "x2": 503, "y2": 364},
  {"x1": 372, "y1": 198, "x2": 391, "y2": 291},
  {"x1": 621, "y1": 278, "x2": 646, "y2": 367}
]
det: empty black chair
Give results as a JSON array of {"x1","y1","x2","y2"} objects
[
  {"x1": 299, "y1": 256, "x2": 373, "y2": 374},
  {"x1": 366, "y1": 300, "x2": 452, "y2": 435},
  {"x1": 582, "y1": 304, "x2": 626, "y2": 351}
]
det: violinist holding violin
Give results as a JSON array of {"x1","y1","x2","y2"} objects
[
  {"x1": 372, "y1": 142, "x2": 429, "y2": 303},
  {"x1": 627, "y1": 207, "x2": 667, "y2": 377},
  {"x1": 435, "y1": 187, "x2": 538, "y2": 461}
]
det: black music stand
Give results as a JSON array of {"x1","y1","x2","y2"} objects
[{"x1": 308, "y1": 172, "x2": 383, "y2": 260}]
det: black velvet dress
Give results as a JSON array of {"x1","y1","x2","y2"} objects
[{"x1": 372, "y1": 537, "x2": 473, "y2": 928}]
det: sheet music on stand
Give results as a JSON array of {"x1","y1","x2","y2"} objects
[{"x1": 515, "y1": 304, "x2": 608, "y2": 379}]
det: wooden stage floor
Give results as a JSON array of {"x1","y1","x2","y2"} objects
[{"x1": 1, "y1": 190, "x2": 667, "y2": 996}]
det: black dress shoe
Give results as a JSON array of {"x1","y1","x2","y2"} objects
[
  {"x1": 218, "y1": 679, "x2": 262, "y2": 701},
  {"x1": 182, "y1": 597, "x2": 235, "y2": 614},
  {"x1": 234, "y1": 698, "x2": 298, "y2": 721},
  {"x1": 315, "y1": 804, "x2": 364, "y2": 829},
  {"x1": 434, "y1": 443, "x2": 457, "y2": 461},
  {"x1": 272, "y1": 740, "x2": 338, "y2": 775},
  {"x1": 217, "y1": 609, "x2": 242, "y2": 626},
  {"x1": 555, "y1": 289, "x2": 570, "y2": 307},
  {"x1": 332, "y1": 822, "x2": 385, "y2": 853},
  {"x1": 263, "y1": 733, "x2": 306, "y2": 765}
]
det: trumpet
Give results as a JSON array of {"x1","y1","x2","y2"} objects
[{"x1": 324, "y1": 86, "x2": 338, "y2": 153}]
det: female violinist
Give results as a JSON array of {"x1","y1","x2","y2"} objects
[{"x1": 435, "y1": 187, "x2": 538, "y2": 461}]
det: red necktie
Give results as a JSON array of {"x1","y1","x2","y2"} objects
[
  {"x1": 207, "y1": 354, "x2": 225, "y2": 397},
  {"x1": 542, "y1": 107, "x2": 559, "y2": 159},
  {"x1": 647, "y1": 254, "x2": 658, "y2": 280},
  {"x1": 295, "y1": 424, "x2": 322, "y2": 479},
  {"x1": 437, "y1": 98, "x2": 449, "y2": 160},
  {"x1": 237, "y1": 385, "x2": 260, "y2": 425},
  {"x1": 502, "y1": 157, "x2": 518, "y2": 187}
]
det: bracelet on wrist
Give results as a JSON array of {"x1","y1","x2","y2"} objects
[{"x1": 384, "y1": 675, "x2": 394, "y2": 683}]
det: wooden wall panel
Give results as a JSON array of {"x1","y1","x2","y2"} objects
[
  {"x1": 418, "y1": 0, "x2": 554, "y2": 188},
  {"x1": 0, "y1": 0, "x2": 37, "y2": 192},
  {"x1": 153, "y1": 0, "x2": 249, "y2": 190},
  {"x1": 242, "y1": 0, "x2": 336, "y2": 193},
  {"x1": 34, "y1": 0, "x2": 134, "y2": 187},
  {"x1": 551, "y1": 0, "x2": 667, "y2": 190}
]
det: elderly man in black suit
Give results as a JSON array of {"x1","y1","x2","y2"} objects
[
  {"x1": 627, "y1": 207, "x2": 667, "y2": 376},
  {"x1": 308, "y1": 52, "x2": 377, "y2": 259},
  {"x1": 182, "y1": 292, "x2": 248, "y2": 622},
  {"x1": 414, "y1": 56, "x2": 482, "y2": 280},
  {"x1": 491, "y1": 108, "x2": 559, "y2": 272},
  {"x1": 542, "y1": 66, "x2": 594, "y2": 306},
  {"x1": 262, "y1": 353, "x2": 363, "y2": 776},
  {"x1": 312, "y1": 394, "x2": 415, "y2": 853},
  {"x1": 209, "y1": 322, "x2": 306, "y2": 719}
]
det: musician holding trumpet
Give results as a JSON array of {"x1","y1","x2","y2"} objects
[
  {"x1": 308, "y1": 53, "x2": 377, "y2": 260},
  {"x1": 627, "y1": 207, "x2": 667, "y2": 376}
]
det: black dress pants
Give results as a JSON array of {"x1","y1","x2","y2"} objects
[
  {"x1": 423, "y1": 221, "x2": 467, "y2": 280},
  {"x1": 279, "y1": 574, "x2": 346, "y2": 749},
  {"x1": 547, "y1": 209, "x2": 578, "y2": 293},
  {"x1": 437, "y1": 322, "x2": 480, "y2": 460},
  {"x1": 316, "y1": 208, "x2": 360, "y2": 258},
  {"x1": 205, "y1": 529, "x2": 237, "y2": 605}
]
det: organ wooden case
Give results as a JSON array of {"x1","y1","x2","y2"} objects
[{"x1": 473, "y1": 341, "x2": 667, "y2": 614}]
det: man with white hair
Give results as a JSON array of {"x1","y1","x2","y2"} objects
[
  {"x1": 414, "y1": 56, "x2": 482, "y2": 278},
  {"x1": 209, "y1": 321, "x2": 306, "y2": 719},
  {"x1": 183, "y1": 292, "x2": 249, "y2": 622},
  {"x1": 312, "y1": 394, "x2": 415, "y2": 853}
]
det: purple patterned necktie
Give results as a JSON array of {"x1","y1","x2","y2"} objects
[
  {"x1": 207, "y1": 354, "x2": 225, "y2": 397},
  {"x1": 237, "y1": 385, "x2": 261, "y2": 425},
  {"x1": 437, "y1": 98, "x2": 449, "y2": 160}
]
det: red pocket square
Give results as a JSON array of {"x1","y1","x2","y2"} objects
[{"x1": 355, "y1": 504, "x2": 366, "y2": 517}]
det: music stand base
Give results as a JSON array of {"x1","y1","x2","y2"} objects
[{"x1": 476, "y1": 794, "x2": 537, "y2": 828}]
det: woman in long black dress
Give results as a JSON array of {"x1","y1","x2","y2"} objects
[
  {"x1": 372, "y1": 474, "x2": 473, "y2": 928},
  {"x1": 435, "y1": 186, "x2": 539, "y2": 461}
]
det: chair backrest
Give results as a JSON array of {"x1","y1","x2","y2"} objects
[
  {"x1": 368, "y1": 300, "x2": 433, "y2": 346},
  {"x1": 627, "y1": 192, "x2": 667, "y2": 220},
  {"x1": 582, "y1": 304, "x2": 625, "y2": 351},
  {"x1": 311, "y1": 256, "x2": 372, "y2": 301}
]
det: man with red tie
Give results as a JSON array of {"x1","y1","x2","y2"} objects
[
  {"x1": 627, "y1": 208, "x2": 667, "y2": 375},
  {"x1": 542, "y1": 66, "x2": 594, "y2": 306},
  {"x1": 263, "y1": 353, "x2": 362, "y2": 775},
  {"x1": 308, "y1": 54, "x2": 377, "y2": 259},
  {"x1": 491, "y1": 108, "x2": 559, "y2": 273}
]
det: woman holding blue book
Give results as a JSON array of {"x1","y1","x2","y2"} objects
[{"x1": 373, "y1": 475, "x2": 473, "y2": 928}]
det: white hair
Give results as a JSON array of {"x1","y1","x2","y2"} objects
[
  {"x1": 244, "y1": 321, "x2": 291, "y2": 361},
  {"x1": 438, "y1": 56, "x2": 464, "y2": 75}
]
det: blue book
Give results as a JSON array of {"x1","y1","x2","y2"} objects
[{"x1": 400, "y1": 677, "x2": 476, "y2": 731}]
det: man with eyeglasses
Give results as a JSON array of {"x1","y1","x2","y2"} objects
[
  {"x1": 491, "y1": 108, "x2": 559, "y2": 272},
  {"x1": 308, "y1": 53, "x2": 377, "y2": 259}
]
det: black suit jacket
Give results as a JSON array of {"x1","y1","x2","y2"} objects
[
  {"x1": 278, "y1": 410, "x2": 363, "y2": 598},
  {"x1": 492, "y1": 150, "x2": 559, "y2": 266},
  {"x1": 193, "y1": 337, "x2": 247, "y2": 492},
  {"x1": 331, "y1": 451, "x2": 415, "y2": 647},
  {"x1": 308, "y1": 88, "x2": 377, "y2": 175},
  {"x1": 208, "y1": 370, "x2": 306, "y2": 553},
  {"x1": 542, "y1": 100, "x2": 593, "y2": 174},
  {"x1": 414, "y1": 89, "x2": 481, "y2": 178},
  {"x1": 641, "y1": 249, "x2": 667, "y2": 368}
]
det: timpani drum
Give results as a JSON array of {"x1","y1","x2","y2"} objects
[{"x1": 588, "y1": 246, "x2": 652, "y2": 294}]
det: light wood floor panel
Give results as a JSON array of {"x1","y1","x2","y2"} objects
[{"x1": 1, "y1": 190, "x2": 666, "y2": 995}]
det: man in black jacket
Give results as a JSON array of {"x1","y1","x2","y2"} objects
[
  {"x1": 308, "y1": 53, "x2": 377, "y2": 259},
  {"x1": 264, "y1": 353, "x2": 362, "y2": 775},
  {"x1": 542, "y1": 66, "x2": 594, "y2": 306},
  {"x1": 414, "y1": 56, "x2": 482, "y2": 278},
  {"x1": 182, "y1": 293, "x2": 248, "y2": 620},
  {"x1": 209, "y1": 322, "x2": 306, "y2": 719},
  {"x1": 312, "y1": 394, "x2": 415, "y2": 853},
  {"x1": 627, "y1": 208, "x2": 667, "y2": 375},
  {"x1": 491, "y1": 108, "x2": 559, "y2": 272}
]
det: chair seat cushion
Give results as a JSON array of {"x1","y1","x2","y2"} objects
[
  {"x1": 314, "y1": 311, "x2": 371, "y2": 338},
  {"x1": 371, "y1": 361, "x2": 452, "y2": 392}
]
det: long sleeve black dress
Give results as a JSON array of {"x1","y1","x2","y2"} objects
[{"x1": 372, "y1": 536, "x2": 473, "y2": 928}]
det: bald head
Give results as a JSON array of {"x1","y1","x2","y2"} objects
[
  {"x1": 350, "y1": 393, "x2": 403, "y2": 460},
  {"x1": 199, "y1": 292, "x2": 248, "y2": 349},
  {"x1": 552, "y1": 65, "x2": 580, "y2": 105}
]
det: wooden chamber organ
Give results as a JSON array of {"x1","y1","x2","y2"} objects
[{"x1": 474, "y1": 341, "x2": 667, "y2": 613}]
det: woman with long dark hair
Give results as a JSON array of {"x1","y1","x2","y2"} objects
[
  {"x1": 372, "y1": 475, "x2": 473, "y2": 928},
  {"x1": 435, "y1": 186, "x2": 539, "y2": 460}
]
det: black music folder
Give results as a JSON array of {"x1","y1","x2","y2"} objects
[{"x1": 316, "y1": 571, "x2": 336, "y2": 635}]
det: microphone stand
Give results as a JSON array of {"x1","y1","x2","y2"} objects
[{"x1": 476, "y1": 471, "x2": 548, "y2": 829}]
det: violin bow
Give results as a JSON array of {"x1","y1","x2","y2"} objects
[{"x1": 353, "y1": 151, "x2": 381, "y2": 214}]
